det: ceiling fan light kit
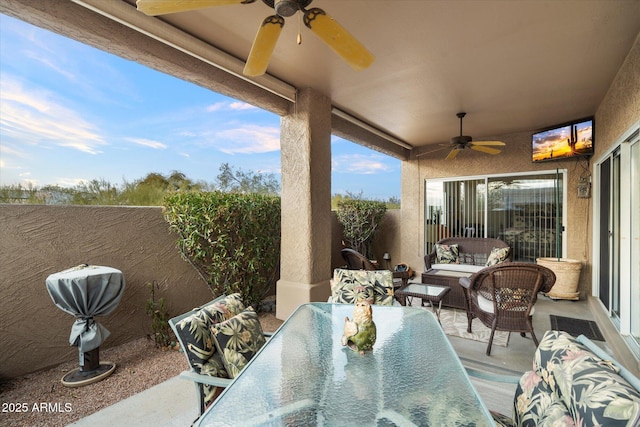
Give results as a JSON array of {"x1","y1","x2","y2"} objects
[{"x1": 136, "y1": 0, "x2": 374, "y2": 76}]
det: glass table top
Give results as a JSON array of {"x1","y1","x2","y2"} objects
[
  {"x1": 400, "y1": 283, "x2": 449, "y2": 298},
  {"x1": 196, "y1": 302, "x2": 493, "y2": 426}
]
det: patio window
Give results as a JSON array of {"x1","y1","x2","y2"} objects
[{"x1": 425, "y1": 171, "x2": 566, "y2": 262}]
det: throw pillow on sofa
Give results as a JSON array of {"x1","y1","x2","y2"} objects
[
  {"x1": 435, "y1": 243, "x2": 459, "y2": 264},
  {"x1": 485, "y1": 246, "x2": 510, "y2": 266}
]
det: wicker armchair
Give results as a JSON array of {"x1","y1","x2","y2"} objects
[
  {"x1": 459, "y1": 262, "x2": 556, "y2": 355},
  {"x1": 341, "y1": 248, "x2": 378, "y2": 270}
]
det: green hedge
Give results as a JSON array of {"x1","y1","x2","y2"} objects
[{"x1": 163, "y1": 191, "x2": 281, "y2": 309}]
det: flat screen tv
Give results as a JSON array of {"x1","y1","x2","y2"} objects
[{"x1": 532, "y1": 117, "x2": 594, "y2": 162}]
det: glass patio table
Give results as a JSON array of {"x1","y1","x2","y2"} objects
[{"x1": 195, "y1": 302, "x2": 493, "y2": 426}]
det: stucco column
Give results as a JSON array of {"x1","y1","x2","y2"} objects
[
  {"x1": 276, "y1": 88, "x2": 332, "y2": 320},
  {"x1": 400, "y1": 159, "x2": 424, "y2": 272}
]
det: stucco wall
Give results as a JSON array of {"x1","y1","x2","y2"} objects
[
  {"x1": 0, "y1": 205, "x2": 211, "y2": 379},
  {"x1": 331, "y1": 209, "x2": 402, "y2": 272},
  {"x1": 0, "y1": 204, "x2": 398, "y2": 379}
]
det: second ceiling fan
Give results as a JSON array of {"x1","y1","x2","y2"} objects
[
  {"x1": 419, "y1": 112, "x2": 506, "y2": 160},
  {"x1": 136, "y1": 0, "x2": 375, "y2": 77}
]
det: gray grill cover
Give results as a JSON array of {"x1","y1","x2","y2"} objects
[{"x1": 46, "y1": 265, "x2": 125, "y2": 355}]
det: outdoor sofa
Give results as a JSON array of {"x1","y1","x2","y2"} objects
[{"x1": 422, "y1": 237, "x2": 511, "y2": 309}]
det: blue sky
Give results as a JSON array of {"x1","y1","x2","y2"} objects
[{"x1": 0, "y1": 14, "x2": 400, "y2": 200}]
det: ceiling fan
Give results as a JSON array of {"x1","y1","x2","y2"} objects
[
  {"x1": 136, "y1": 0, "x2": 375, "y2": 77},
  {"x1": 418, "y1": 112, "x2": 506, "y2": 160}
]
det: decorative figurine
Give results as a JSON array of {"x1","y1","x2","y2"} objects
[{"x1": 341, "y1": 297, "x2": 377, "y2": 354}]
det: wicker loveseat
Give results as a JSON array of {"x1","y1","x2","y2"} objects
[{"x1": 422, "y1": 237, "x2": 511, "y2": 309}]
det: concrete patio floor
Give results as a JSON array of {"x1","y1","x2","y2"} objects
[{"x1": 69, "y1": 296, "x2": 618, "y2": 426}]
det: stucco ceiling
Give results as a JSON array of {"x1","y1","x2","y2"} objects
[{"x1": 101, "y1": 1, "x2": 640, "y2": 151}]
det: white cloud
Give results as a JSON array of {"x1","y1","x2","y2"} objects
[
  {"x1": 0, "y1": 76, "x2": 107, "y2": 154},
  {"x1": 125, "y1": 137, "x2": 167, "y2": 149},
  {"x1": 229, "y1": 101, "x2": 257, "y2": 111},
  {"x1": 206, "y1": 102, "x2": 226, "y2": 112},
  {"x1": 214, "y1": 125, "x2": 280, "y2": 154},
  {"x1": 332, "y1": 154, "x2": 392, "y2": 175}
]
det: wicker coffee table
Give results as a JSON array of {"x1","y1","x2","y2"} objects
[{"x1": 396, "y1": 282, "x2": 451, "y2": 322}]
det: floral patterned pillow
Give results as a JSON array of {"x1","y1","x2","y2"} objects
[
  {"x1": 212, "y1": 307, "x2": 266, "y2": 379},
  {"x1": 435, "y1": 243, "x2": 459, "y2": 264},
  {"x1": 485, "y1": 246, "x2": 510, "y2": 266},
  {"x1": 173, "y1": 293, "x2": 245, "y2": 372},
  {"x1": 332, "y1": 269, "x2": 394, "y2": 306}
]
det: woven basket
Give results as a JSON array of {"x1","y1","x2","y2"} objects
[{"x1": 536, "y1": 257, "x2": 581, "y2": 300}]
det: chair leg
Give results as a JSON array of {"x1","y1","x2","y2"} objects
[
  {"x1": 530, "y1": 329, "x2": 539, "y2": 347},
  {"x1": 486, "y1": 325, "x2": 497, "y2": 356},
  {"x1": 527, "y1": 318, "x2": 539, "y2": 347}
]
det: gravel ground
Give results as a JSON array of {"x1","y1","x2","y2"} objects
[{"x1": 1, "y1": 312, "x2": 283, "y2": 427}]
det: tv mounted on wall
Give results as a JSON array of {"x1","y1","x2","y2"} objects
[{"x1": 532, "y1": 117, "x2": 594, "y2": 162}]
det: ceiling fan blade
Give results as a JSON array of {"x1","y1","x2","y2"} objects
[
  {"x1": 470, "y1": 140, "x2": 506, "y2": 146},
  {"x1": 136, "y1": 0, "x2": 252, "y2": 16},
  {"x1": 303, "y1": 8, "x2": 374, "y2": 71},
  {"x1": 415, "y1": 146, "x2": 449, "y2": 157},
  {"x1": 243, "y1": 15, "x2": 285, "y2": 77},
  {"x1": 471, "y1": 145, "x2": 502, "y2": 155},
  {"x1": 445, "y1": 148, "x2": 460, "y2": 160}
]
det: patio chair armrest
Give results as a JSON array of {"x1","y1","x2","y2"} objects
[
  {"x1": 179, "y1": 370, "x2": 232, "y2": 388},
  {"x1": 465, "y1": 367, "x2": 521, "y2": 384},
  {"x1": 459, "y1": 276, "x2": 472, "y2": 290}
]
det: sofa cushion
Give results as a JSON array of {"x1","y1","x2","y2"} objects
[
  {"x1": 435, "y1": 243, "x2": 459, "y2": 264},
  {"x1": 212, "y1": 307, "x2": 266, "y2": 379},
  {"x1": 430, "y1": 263, "x2": 484, "y2": 274},
  {"x1": 485, "y1": 246, "x2": 510, "y2": 266},
  {"x1": 332, "y1": 269, "x2": 394, "y2": 306},
  {"x1": 173, "y1": 293, "x2": 245, "y2": 372}
]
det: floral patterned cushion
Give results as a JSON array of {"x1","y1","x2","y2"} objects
[
  {"x1": 200, "y1": 352, "x2": 229, "y2": 407},
  {"x1": 173, "y1": 293, "x2": 245, "y2": 373},
  {"x1": 212, "y1": 307, "x2": 266, "y2": 379},
  {"x1": 435, "y1": 243, "x2": 459, "y2": 264},
  {"x1": 332, "y1": 269, "x2": 394, "y2": 306},
  {"x1": 514, "y1": 370, "x2": 572, "y2": 426},
  {"x1": 485, "y1": 246, "x2": 510, "y2": 266},
  {"x1": 515, "y1": 330, "x2": 640, "y2": 427}
]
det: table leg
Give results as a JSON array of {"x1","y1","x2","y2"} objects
[{"x1": 435, "y1": 300, "x2": 443, "y2": 323}]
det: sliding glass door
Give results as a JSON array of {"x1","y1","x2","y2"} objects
[
  {"x1": 425, "y1": 171, "x2": 565, "y2": 261},
  {"x1": 596, "y1": 126, "x2": 639, "y2": 357}
]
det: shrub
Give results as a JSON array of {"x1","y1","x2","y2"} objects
[
  {"x1": 336, "y1": 199, "x2": 387, "y2": 260},
  {"x1": 145, "y1": 281, "x2": 173, "y2": 348},
  {"x1": 163, "y1": 191, "x2": 281, "y2": 309}
]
